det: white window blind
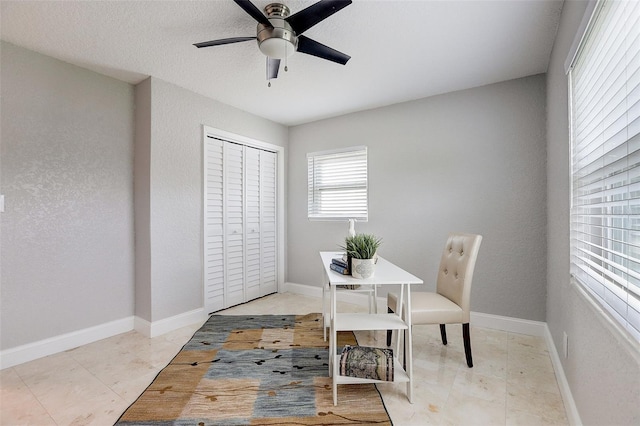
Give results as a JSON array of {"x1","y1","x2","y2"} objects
[
  {"x1": 569, "y1": 0, "x2": 640, "y2": 341},
  {"x1": 307, "y1": 146, "x2": 368, "y2": 221}
]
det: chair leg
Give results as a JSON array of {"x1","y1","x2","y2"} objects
[
  {"x1": 386, "y1": 308, "x2": 394, "y2": 346},
  {"x1": 439, "y1": 324, "x2": 447, "y2": 345},
  {"x1": 462, "y1": 323, "x2": 473, "y2": 368}
]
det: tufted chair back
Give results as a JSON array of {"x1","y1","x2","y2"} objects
[{"x1": 436, "y1": 233, "x2": 483, "y2": 323}]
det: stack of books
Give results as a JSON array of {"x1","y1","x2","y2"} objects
[{"x1": 330, "y1": 255, "x2": 350, "y2": 275}]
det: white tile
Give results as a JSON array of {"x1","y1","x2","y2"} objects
[
  {"x1": 507, "y1": 379, "x2": 568, "y2": 424},
  {"x1": 0, "y1": 368, "x2": 57, "y2": 425},
  {"x1": 443, "y1": 389, "x2": 507, "y2": 425},
  {"x1": 451, "y1": 368, "x2": 507, "y2": 403}
]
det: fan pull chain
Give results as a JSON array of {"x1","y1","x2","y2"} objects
[{"x1": 285, "y1": 42, "x2": 288, "y2": 72}]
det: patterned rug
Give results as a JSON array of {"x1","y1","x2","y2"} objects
[{"x1": 116, "y1": 313, "x2": 392, "y2": 425}]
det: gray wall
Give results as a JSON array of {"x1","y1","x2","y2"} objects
[
  {"x1": 546, "y1": 2, "x2": 640, "y2": 424},
  {"x1": 0, "y1": 41, "x2": 288, "y2": 352},
  {"x1": 288, "y1": 75, "x2": 547, "y2": 321},
  {"x1": 0, "y1": 42, "x2": 135, "y2": 349},
  {"x1": 135, "y1": 77, "x2": 288, "y2": 322},
  {"x1": 134, "y1": 78, "x2": 152, "y2": 322}
]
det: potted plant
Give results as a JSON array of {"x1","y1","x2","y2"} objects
[{"x1": 342, "y1": 233, "x2": 382, "y2": 279}]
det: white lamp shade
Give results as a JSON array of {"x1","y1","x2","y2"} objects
[{"x1": 259, "y1": 38, "x2": 296, "y2": 59}]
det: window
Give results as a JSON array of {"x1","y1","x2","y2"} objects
[
  {"x1": 569, "y1": 0, "x2": 640, "y2": 341},
  {"x1": 307, "y1": 146, "x2": 368, "y2": 221}
]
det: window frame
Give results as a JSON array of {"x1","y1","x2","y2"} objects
[
  {"x1": 307, "y1": 146, "x2": 368, "y2": 222},
  {"x1": 567, "y1": 0, "x2": 640, "y2": 342}
]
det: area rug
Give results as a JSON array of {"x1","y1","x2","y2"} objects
[{"x1": 116, "y1": 313, "x2": 392, "y2": 425}]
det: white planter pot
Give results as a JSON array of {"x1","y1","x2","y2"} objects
[{"x1": 351, "y1": 258, "x2": 375, "y2": 279}]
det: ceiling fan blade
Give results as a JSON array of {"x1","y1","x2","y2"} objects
[
  {"x1": 267, "y1": 57, "x2": 281, "y2": 80},
  {"x1": 194, "y1": 37, "x2": 256, "y2": 48},
  {"x1": 297, "y1": 35, "x2": 350, "y2": 65},
  {"x1": 286, "y1": 0, "x2": 352, "y2": 35},
  {"x1": 233, "y1": 0, "x2": 273, "y2": 28}
]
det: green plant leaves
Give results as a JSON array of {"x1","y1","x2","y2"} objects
[{"x1": 340, "y1": 233, "x2": 382, "y2": 259}]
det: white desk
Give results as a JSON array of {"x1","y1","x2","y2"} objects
[{"x1": 320, "y1": 251, "x2": 423, "y2": 405}]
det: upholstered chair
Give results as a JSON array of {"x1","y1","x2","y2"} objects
[{"x1": 386, "y1": 233, "x2": 482, "y2": 368}]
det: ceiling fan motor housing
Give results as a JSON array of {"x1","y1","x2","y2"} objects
[{"x1": 257, "y1": 3, "x2": 298, "y2": 59}]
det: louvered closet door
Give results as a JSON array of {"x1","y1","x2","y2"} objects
[
  {"x1": 204, "y1": 136, "x2": 278, "y2": 313},
  {"x1": 204, "y1": 139, "x2": 225, "y2": 312},
  {"x1": 244, "y1": 146, "x2": 262, "y2": 301},
  {"x1": 224, "y1": 142, "x2": 245, "y2": 307},
  {"x1": 260, "y1": 150, "x2": 277, "y2": 295}
]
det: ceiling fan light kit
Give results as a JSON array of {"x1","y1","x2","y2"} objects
[
  {"x1": 257, "y1": 4, "x2": 297, "y2": 59},
  {"x1": 194, "y1": 0, "x2": 352, "y2": 84}
]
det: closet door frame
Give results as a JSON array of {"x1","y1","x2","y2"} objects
[{"x1": 202, "y1": 126, "x2": 285, "y2": 312}]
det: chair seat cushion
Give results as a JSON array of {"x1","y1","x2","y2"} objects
[{"x1": 388, "y1": 291, "x2": 464, "y2": 324}]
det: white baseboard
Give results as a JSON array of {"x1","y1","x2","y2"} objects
[
  {"x1": 0, "y1": 316, "x2": 134, "y2": 370},
  {"x1": 134, "y1": 308, "x2": 206, "y2": 338},
  {"x1": 470, "y1": 311, "x2": 547, "y2": 336},
  {"x1": 0, "y1": 308, "x2": 207, "y2": 369},
  {"x1": 284, "y1": 281, "x2": 323, "y2": 298},
  {"x1": 544, "y1": 325, "x2": 583, "y2": 426}
]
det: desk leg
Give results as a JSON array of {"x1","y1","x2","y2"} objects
[
  {"x1": 394, "y1": 284, "x2": 404, "y2": 358},
  {"x1": 322, "y1": 273, "x2": 329, "y2": 341},
  {"x1": 374, "y1": 284, "x2": 378, "y2": 314},
  {"x1": 405, "y1": 283, "x2": 413, "y2": 403},
  {"x1": 331, "y1": 284, "x2": 338, "y2": 406},
  {"x1": 328, "y1": 283, "x2": 334, "y2": 378}
]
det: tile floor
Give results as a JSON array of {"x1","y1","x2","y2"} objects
[{"x1": 0, "y1": 292, "x2": 568, "y2": 425}]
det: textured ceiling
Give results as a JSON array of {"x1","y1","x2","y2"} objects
[{"x1": 0, "y1": 0, "x2": 563, "y2": 126}]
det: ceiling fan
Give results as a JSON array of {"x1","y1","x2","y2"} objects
[{"x1": 194, "y1": 0, "x2": 352, "y2": 84}]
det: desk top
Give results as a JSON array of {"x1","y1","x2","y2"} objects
[{"x1": 320, "y1": 251, "x2": 423, "y2": 285}]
